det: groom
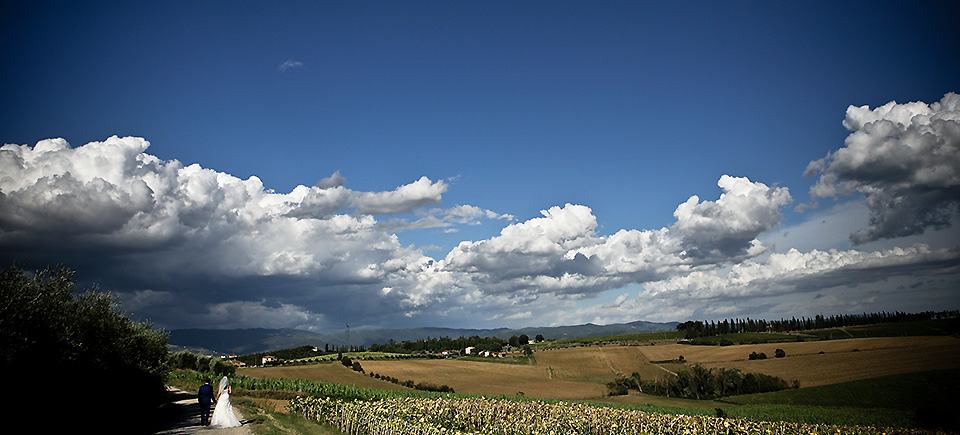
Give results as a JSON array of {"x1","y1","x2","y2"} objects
[{"x1": 198, "y1": 378, "x2": 215, "y2": 426}]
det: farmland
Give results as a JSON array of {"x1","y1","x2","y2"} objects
[
  {"x1": 280, "y1": 336, "x2": 960, "y2": 398},
  {"x1": 636, "y1": 336, "x2": 960, "y2": 387},
  {"x1": 288, "y1": 394, "x2": 946, "y2": 435},
  {"x1": 234, "y1": 323, "x2": 960, "y2": 433},
  {"x1": 363, "y1": 357, "x2": 609, "y2": 398}
]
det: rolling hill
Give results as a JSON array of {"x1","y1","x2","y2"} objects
[{"x1": 167, "y1": 320, "x2": 679, "y2": 355}]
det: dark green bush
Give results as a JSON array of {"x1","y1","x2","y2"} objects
[
  {"x1": 749, "y1": 351, "x2": 768, "y2": 360},
  {"x1": 638, "y1": 364, "x2": 791, "y2": 400}
]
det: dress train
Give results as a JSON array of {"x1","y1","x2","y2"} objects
[{"x1": 210, "y1": 390, "x2": 241, "y2": 428}]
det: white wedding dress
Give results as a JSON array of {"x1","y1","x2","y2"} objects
[{"x1": 211, "y1": 377, "x2": 242, "y2": 428}]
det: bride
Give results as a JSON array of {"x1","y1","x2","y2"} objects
[{"x1": 210, "y1": 376, "x2": 242, "y2": 428}]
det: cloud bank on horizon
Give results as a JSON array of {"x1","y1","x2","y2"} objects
[{"x1": 2, "y1": 93, "x2": 959, "y2": 331}]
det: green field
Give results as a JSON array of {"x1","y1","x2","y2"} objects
[
  {"x1": 725, "y1": 369, "x2": 959, "y2": 409},
  {"x1": 806, "y1": 319, "x2": 960, "y2": 340},
  {"x1": 720, "y1": 369, "x2": 960, "y2": 429},
  {"x1": 685, "y1": 332, "x2": 807, "y2": 345},
  {"x1": 544, "y1": 330, "x2": 684, "y2": 346}
]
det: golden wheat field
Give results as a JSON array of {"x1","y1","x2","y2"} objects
[
  {"x1": 361, "y1": 358, "x2": 608, "y2": 398},
  {"x1": 534, "y1": 345, "x2": 668, "y2": 382},
  {"x1": 636, "y1": 336, "x2": 960, "y2": 387}
]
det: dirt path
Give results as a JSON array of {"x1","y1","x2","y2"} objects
[{"x1": 154, "y1": 387, "x2": 252, "y2": 435}]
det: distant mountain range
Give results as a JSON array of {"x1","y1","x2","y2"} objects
[{"x1": 167, "y1": 320, "x2": 679, "y2": 356}]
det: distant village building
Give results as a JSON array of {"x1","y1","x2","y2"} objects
[
  {"x1": 262, "y1": 355, "x2": 276, "y2": 365},
  {"x1": 464, "y1": 346, "x2": 475, "y2": 355}
]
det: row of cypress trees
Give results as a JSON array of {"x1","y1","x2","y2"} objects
[{"x1": 677, "y1": 309, "x2": 959, "y2": 339}]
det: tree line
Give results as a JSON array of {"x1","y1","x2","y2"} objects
[
  {"x1": 168, "y1": 349, "x2": 237, "y2": 376},
  {"x1": 233, "y1": 344, "x2": 328, "y2": 366},
  {"x1": 368, "y1": 335, "x2": 509, "y2": 354},
  {"x1": 367, "y1": 333, "x2": 548, "y2": 354},
  {"x1": 676, "y1": 310, "x2": 959, "y2": 339}
]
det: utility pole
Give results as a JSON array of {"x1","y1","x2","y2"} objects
[{"x1": 346, "y1": 323, "x2": 350, "y2": 352}]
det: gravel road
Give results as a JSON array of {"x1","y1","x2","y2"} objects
[{"x1": 154, "y1": 387, "x2": 252, "y2": 435}]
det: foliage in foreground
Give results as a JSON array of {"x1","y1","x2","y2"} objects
[
  {"x1": 0, "y1": 263, "x2": 170, "y2": 432},
  {"x1": 289, "y1": 395, "x2": 951, "y2": 435}
]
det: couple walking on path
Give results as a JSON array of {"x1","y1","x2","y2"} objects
[
  {"x1": 198, "y1": 377, "x2": 242, "y2": 428},
  {"x1": 154, "y1": 381, "x2": 249, "y2": 434},
  {"x1": 152, "y1": 386, "x2": 253, "y2": 435}
]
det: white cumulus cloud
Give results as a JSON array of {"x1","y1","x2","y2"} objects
[
  {"x1": 0, "y1": 136, "x2": 510, "y2": 329},
  {"x1": 805, "y1": 92, "x2": 960, "y2": 244},
  {"x1": 434, "y1": 176, "x2": 792, "y2": 303},
  {"x1": 352, "y1": 176, "x2": 448, "y2": 214},
  {"x1": 672, "y1": 175, "x2": 792, "y2": 260}
]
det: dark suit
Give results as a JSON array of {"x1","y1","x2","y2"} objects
[{"x1": 198, "y1": 383, "x2": 215, "y2": 425}]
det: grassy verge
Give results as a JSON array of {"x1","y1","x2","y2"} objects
[{"x1": 234, "y1": 398, "x2": 346, "y2": 435}]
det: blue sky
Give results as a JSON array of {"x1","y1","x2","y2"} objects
[{"x1": 2, "y1": 1, "x2": 958, "y2": 332}]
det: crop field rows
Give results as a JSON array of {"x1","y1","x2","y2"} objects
[
  {"x1": 244, "y1": 363, "x2": 411, "y2": 391},
  {"x1": 288, "y1": 395, "x2": 949, "y2": 435}
]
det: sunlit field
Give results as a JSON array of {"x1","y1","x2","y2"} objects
[
  {"x1": 361, "y1": 358, "x2": 608, "y2": 398},
  {"x1": 636, "y1": 336, "x2": 960, "y2": 387}
]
